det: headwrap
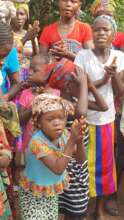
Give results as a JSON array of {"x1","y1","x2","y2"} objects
[
  {"x1": 32, "y1": 93, "x2": 74, "y2": 129},
  {"x1": 14, "y1": 2, "x2": 29, "y2": 15},
  {"x1": 0, "y1": 0, "x2": 16, "y2": 24},
  {"x1": 45, "y1": 59, "x2": 76, "y2": 89},
  {"x1": 93, "y1": 14, "x2": 117, "y2": 33},
  {"x1": 91, "y1": 0, "x2": 116, "y2": 17},
  {"x1": 12, "y1": 0, "x2": 30, "y2": 2}
]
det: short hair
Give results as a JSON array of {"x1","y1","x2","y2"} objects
[{"x1": 0, "y1": 22, "x2": 13, "y2": 47}]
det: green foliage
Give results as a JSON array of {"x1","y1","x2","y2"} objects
[
  {"x1": 114, "y1": 0, "x2": 124, "y2": 31},
  {"x1": 29, "y1": 0, "x2": 124, "y2": 32}
]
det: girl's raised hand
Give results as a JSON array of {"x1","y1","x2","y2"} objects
[{"x1": 70, "y1": 116, "x2": 86, "y2": 144}]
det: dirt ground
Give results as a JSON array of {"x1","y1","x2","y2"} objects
[
  {"x1": 87, "y1": 175, "x2": 124, "y2": 220},
  {"x1": 16, "y1": 175, "x2": 124, "y2": 220}
]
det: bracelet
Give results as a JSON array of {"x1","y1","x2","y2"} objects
[{"x1": 62, "y1": 153, "x2": 73, "y2": 160}]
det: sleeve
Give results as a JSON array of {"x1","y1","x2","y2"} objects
[
  {"x1": 7, "y1": 47, "x2": 20, "y2": 74},
  {"x1": 82, "y1": 23, "x2": 93, "y2": 42},
  {"x1": 39, "y1": 26, "x2": 51, "y2": 47},
  {"x1": 30, "y1": 138, "x2": 54, "y2": 159},
  {"x1": 19, "y1": 89, "x2": 33, "y2": 108},
  {"x1": 74, "y1": 50, "x2": 85, "y2": 70},
  {"x1": 19, "y1": 90, "x2": 29, "y2": 108},
  {"x1": 118, "y1": 52, "x2": 124, "y2": 73}
]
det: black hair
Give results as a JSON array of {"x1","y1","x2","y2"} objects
[{"x1": 0, "y1": 22, "x2": 13, "y2": 47}]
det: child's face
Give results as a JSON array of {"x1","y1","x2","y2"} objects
[
  {"x1": 28, "y1": 58, "x2": 46, "y2": 85},
  {"x1": 0, "y1": 44, "x2": 12, "y2": 68},
  {"x1": 39, "y1": 109, "x2": 67, "y2": 141},
  {"x1": 58, "y1": 0, "x2": 81, "y2": 19},
  {"x1": 93, "y1": 20, "x2": 114, "y2": 49},
  {"x1": 61, "y1": 78, "x2": 79, "y2": 98}
]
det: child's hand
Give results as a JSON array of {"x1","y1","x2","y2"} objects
[
  {"x1": 73, "y1": 66, "x2": 86, "y2": 85},
  {"x1": 70, "y1": 116, "x2": 86, "y2": 143}
]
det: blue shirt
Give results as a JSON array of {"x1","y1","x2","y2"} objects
[
  {"x1": 0, "y1": 47, "x2": 20, "y2": 94},
  {"x1": 20, "y1": 130, "x2": 69, "y2": 197}
]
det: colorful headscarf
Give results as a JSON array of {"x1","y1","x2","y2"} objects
[
  {"x1": 91, "y1": 0, "x2": 116, "y2": 17},
  {"x1": 0, "y1": 0, "x2": 16, "y2": 24},
  {"x1": 93, "y1": 14, "x2": 117, "y2": 33},
  {"x1": 32, "y1": 93, "x2": 74, "y2": 129},
  {"x1": 45, "y1": 59, "x2": 76, "y2": 89},
  {"x1": 14, "y1": 2, "x2": 29, "y2": 15}
]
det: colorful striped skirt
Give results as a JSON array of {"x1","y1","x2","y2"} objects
[{"x1": 87, "y1": 122, "x2": 117, "y2": 197}]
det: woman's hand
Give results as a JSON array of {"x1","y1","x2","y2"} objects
[
  {"x1": 22, "y1": 20, "x2": 40, "y2": 44},
  {"x1": 104, "y1": 57, "x2": 117, "y2": 78}
]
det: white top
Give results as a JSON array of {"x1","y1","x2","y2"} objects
[{"x1": 74, "y1": 49, "x2": 124, "y2": 125}]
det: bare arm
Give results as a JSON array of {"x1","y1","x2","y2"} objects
[
  {"x1": 41, "y1": 138, "x2": 76, "y2": 175},
  {"x1": 74, "y1": 69, "x2": 88, "y2": 117},
  {"x1": 18, "y1": 105, "x2": 32, "y2": 126},
  {"x1": 88, "y1": 86, "x2": 108, "y2": 111},
  {"x1": 5, "y1": 72, "x2": 19, "y2": 101},
  {"x1": 74, "y1": 142, "x2": 86, "y2": 164},
  {"x1": 40, "y1": 118, "x2": 85, "y2": 175},
  {"x1": 87, "y1": 75, "x2": 108, "y2": 111}
]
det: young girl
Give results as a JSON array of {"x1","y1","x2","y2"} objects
[
  {"x1": 18, "y1": 93, "x2": 86, "y2": 220},
  {"x1": 39, "y1": 0, "x2": 93, "y2": 61},
  {"x1": 16, "y1": 55, "x2": 59, "y2": 156},
  {"x1": 74, "y1": 15, "x2": 124, "y2": 219}
]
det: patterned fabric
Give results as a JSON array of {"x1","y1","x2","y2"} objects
[
  {"x1": 47, "y1": 59, "x2": 76, "y2": 89},
  {"x1": 87, "y1": 122, "x2": 117, "y2": 197},
  {"x1": 18, "y1": 188, "x2": 58, "y2": 220},
  {"x1": 0, "y1": 172, "x2": 12, "y2": 219},
  {"x1": 0, "y1": 101, "x2": 21, "y2": 138},
  {"x1": 0, "y1": 118, "x2": 12, "y2": 219},
  {"x1": 59, "y1": 160, "x2": 89, "y2": 217},
  {"x1": 19, "y1": 129, "x2": 70, "y2": 197},
  {"x1": 32, "y1": 93, "x2": 74, "y2": 129},
  {"x1": 91, "y1": 0, "x2": 116, "y2": 17}
]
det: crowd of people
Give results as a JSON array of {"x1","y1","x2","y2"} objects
[{"x1": 0, "y1": 0, "x2": 124, "y2": 220}]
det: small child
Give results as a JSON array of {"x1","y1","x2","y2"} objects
[{"x1": 18, "y1": 93, "x2": 86, "y2": 220}]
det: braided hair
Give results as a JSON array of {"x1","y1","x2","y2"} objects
[{"x1": 0, "y1": 22, "x2": 13, "y2": 48}]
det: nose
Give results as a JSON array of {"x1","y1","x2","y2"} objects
[
  {"x1": 53, "y1": 119, "x2": 61, "y2": 127},
  {"x1": 98, "y1": 29, "x2": 106, "y2": 35},
  {"x1": 66, "y1": 0, "x2": 72, "y2": 7}
]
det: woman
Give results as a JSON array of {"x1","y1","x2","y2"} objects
[
  {"x1": 11, "y1": 1, "x2": 39, "y2": 81},
  {"x1": 74, "y1": 15, "x2": 124, "y2": 219},
  {"x1": 39, "y1": 0, "x2": 93, "y2": 61}
]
